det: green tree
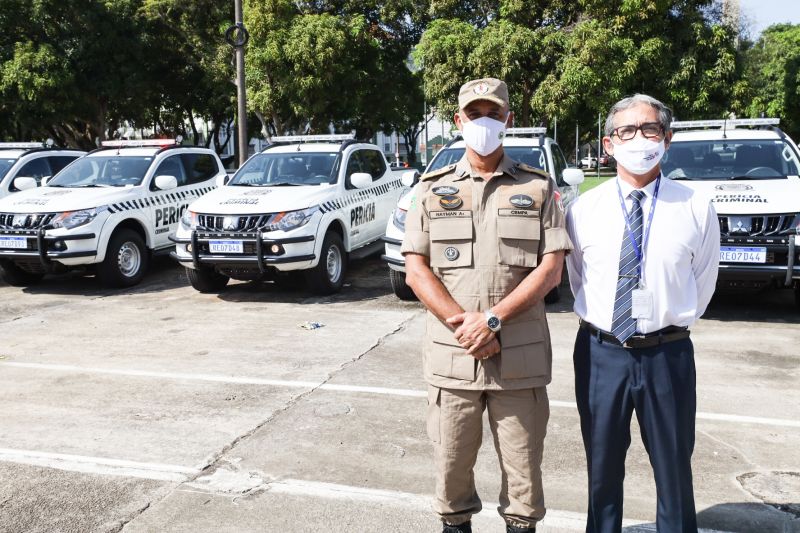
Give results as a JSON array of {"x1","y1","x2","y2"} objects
[
  {"x1": 0, "y1": 0, "x2": 155, "y2": 148},
  {"x1": 245, "y1": 0, "x2": 427, "y2": 138},
  {"x1": 415, "y1": 0, "x2": 740, "y2": 155},
  {"x1": 735, "y1": 23, "x2": 800, "y2": 140}
]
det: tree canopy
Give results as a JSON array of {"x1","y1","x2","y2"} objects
[{"x1": 735, "y1": 23, "x2": 800, "y2": 140}]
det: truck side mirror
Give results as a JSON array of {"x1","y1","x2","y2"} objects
[
  {"x1": 350, "y1": 172, "x2": 373, "y2": 189},
  {"x1": 154, "y1": 175, "x2": 178, "y2": 191},
  {"x1": 563, "y1": 168, "x2": 585, "y2": 186},
  {"x1": 13, "y1": 177, "x2": 38, "y2": 191},
  {"x1": 400, "y1": 170, "x2": 419, "y2": 188}
]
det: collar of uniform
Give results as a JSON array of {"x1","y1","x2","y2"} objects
[
  {"x1": 453, "y1": 153, "x2": 519, "y2": 181},
  {"x1": 616, "y1": 173, "x2": 660, "y2": 199}
]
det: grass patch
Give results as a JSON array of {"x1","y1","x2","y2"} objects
[{"x1": 579, "y1": 175, "x2": 614, "y2": 194}]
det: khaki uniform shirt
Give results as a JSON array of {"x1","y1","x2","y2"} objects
[{"x1": 401, "y1": 154, "x2": 573, "y2": 390}]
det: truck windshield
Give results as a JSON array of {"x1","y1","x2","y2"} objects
[
  {"x1": 426, "y1": 146, "x2": 549, "y2": 173},
  {"x1": 229, "y1": 152, "x2": 340, "y2": 186},
  {"x1": 662, "y1": 139, "x2": 800, "y2": 180},
  {"x1": 48, "y1": 156, "x2": 153, "y2": 187}
]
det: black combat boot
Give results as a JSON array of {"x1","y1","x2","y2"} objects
[
  {"x1": 506, "y1": 524, "x2": 535, "y2": 533},
  {"x1": 442, "y1": 521, "x2": 472, "y2": 533}
]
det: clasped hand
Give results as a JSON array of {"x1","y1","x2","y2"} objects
[{"x1": 446, "y1": 311, "x2": 499, "y2": 360}]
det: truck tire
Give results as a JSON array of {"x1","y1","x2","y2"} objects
[
  {"x1": 389, "y1": 268, "x2": 416, "y2": 301},
  {"x1": 795, "y1": 285, "x2": 800, "y2": 311},
  {"x1": 544, "y1": 286, "x2": 560, "y2": 304},
  {"x1": 96, "y1": 229, "x2": 149, "y2": 288},
  {"x1": 0, "y1": 261, "x2": 44, "y2": 286},
  {"x1": 187, "y1": 267, "x2": 229, "y2": 293},
  {"x1": 305, "y1": 231, "x2": 346, "y2": 295}
]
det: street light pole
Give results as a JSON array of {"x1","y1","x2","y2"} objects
[{"x1": 233, "y1": 0, "x2": 248, "y2": 167}]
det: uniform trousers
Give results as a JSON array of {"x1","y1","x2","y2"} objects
[
  {"x1": 573, "y1": 327, "x2": 698, "y2": 533},
  {"x1": 427, "y1": 385, "x2": 549, "y2": 528}
]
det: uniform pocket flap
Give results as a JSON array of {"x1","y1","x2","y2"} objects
[
  {"x1": 501, "y1": 320, "x2": 544, "y2": 348},
  {"x1": 428, "y1": 315, "x2": 460, "y2": 347},
  {"x1": 497, "y1": 216, "x2": 540, "y2": 241},
  {"x1": 430, "y1": 217, "x2": 473, "y2": 241}
]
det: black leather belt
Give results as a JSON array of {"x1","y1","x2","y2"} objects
[{"x1": 579, "y1": 320, "x2": 690, "y2": 349}]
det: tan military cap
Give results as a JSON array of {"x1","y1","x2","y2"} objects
[{"x1": 458, "y1": 78, "x2": 509, "y2": 110}]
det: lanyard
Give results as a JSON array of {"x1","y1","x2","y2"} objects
[{"x1": 615, "y1": 175, "x2": 660, "y2": 282}]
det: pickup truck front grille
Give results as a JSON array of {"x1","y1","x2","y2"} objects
[
  {"x1": 0, "y1": 213, "x2": 56, "y2": 230},
  {"x1": 718, "y1": 214, "x2": 797, "y2": 237},
  {"x1": 197, "y1": 214, "x2": 273, "y2": 232}
]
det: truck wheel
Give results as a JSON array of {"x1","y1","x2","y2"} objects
[
  {"x1": 0, "y1": 261, "x2": 44, "y2": 286},
  {"x1": 795, "y1": 285, "x2": 800, "y2": 310},
  {"x1": 389, "y1": 268, "x2": 416, "y2": 301},
  {"x1": 544, "y1": 286, "x2": 560, "y2": 304},
  {"x1": 305, "y1": 232, "x2": 346, "y2": 295},
  {"x1": 97, "y1": 229, "x2": 149, "y2": 288},
  {"x1": 187, "y1": 267, "x2": 229, "y2": 293}
]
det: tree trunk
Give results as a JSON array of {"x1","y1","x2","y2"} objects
[{"x1": 186, "y1": 108, "x2": 199, "y2": 145}]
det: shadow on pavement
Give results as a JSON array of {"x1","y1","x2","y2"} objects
[
  {"x1": 695, "y1": 501, "x2": 800, "y2": 533},
  {"x1": 702, "y1": 288, "x2": 800, "y2": 324},
  {"x1": 12, "y1": 257, "x2": 187, "y2": 298},
  {"x1": 215, "y1": 256, "x2": 419, "y2": 306}
]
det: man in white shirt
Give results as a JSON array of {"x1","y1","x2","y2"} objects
[{"x1": 566, "y1": 94, "x2": 719, "y2": 533}]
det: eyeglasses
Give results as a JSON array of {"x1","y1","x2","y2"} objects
[{"x1": 610, "y1": 122, "x2": 665, "y2": 141}]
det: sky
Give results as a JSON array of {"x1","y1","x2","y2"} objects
[{"x1": 738, "y1": 0, "x2": 800, "y2": 37}]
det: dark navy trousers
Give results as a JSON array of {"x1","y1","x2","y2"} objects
[{"x1": 573, "y1": 327, "x2": 698, "y2": 533}]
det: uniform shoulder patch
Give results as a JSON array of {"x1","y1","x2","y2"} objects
[
  {"x1": 514, "y1": 162, "x2": 549, "y2": 179},
  {"x1": 420, "y1": 164, "x2": 457, "y2": 182}
]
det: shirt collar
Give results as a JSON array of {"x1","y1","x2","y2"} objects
[
  {"x1": 453, "y1": 153, "x2": 519, "y2": 181},
  {"x1": 616, "y1": 173, "x2": 661, "y2": 199}
]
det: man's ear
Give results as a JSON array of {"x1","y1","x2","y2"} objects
[
  {"x1": 664, "y1": 130, "x2": 673, "y2": 149},
  {"x1": 505, "y1": 111, "x2": 514, "y2": 127},
  {"x1": 454, "y1": 111, "x2": 464, "y2": 130},
  {"x1": 602, "y1": 136, "x2": 615, "y2": 155}
]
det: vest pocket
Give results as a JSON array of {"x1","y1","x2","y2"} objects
[
  {"x1": 497, "y1": 215, "x2": 540, "y2": 268},
  {"x1": 499, "y1": 320, "x2": 548, "y2": 379},
  {"x1": 429, "y1": 216, "x2": 473, "y2": 268},
  {"x1": 427, "y1": 314, "x2": 475, "y2": 381}
]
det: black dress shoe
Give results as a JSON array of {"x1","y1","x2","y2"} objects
[
  {"x1": 442, "y1": 521, "x2": 472, "y2": 533},
  {"x1": 506, "y1": 524, "x2": 535, "y2": 533}
]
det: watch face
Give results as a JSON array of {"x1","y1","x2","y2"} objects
[{"x1": 488, "y1": 317, "x2": 500, "y2": 330}]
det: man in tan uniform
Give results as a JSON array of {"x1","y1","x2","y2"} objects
[{"x1": 402, "y1": 78, "x2": 572, "y2": 533}]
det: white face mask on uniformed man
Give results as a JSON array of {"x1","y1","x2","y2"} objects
[{"x1": 461, "y1": 116, "x2": 507, "y2": 156}]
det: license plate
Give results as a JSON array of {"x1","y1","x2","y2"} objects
[
  {"x1": 0, "y1": 236, "x2": 27, "y2": 249},
  {"x1": 209, "y1": 240, "x2": 243, "y2": 254},
  {"x1": 719, "y1": 246, "x2": 766, "y2": 263}
]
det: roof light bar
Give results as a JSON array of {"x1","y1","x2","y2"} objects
[
  {"x1": 0, "y1": 141, "x2": 51, "y2": 149},
  {"x1": 671, "y1": 118, "x2": 780, "y2": 129},
  {"x1": 506, "y1": 127, "x2": 547, "y2": 136},
  {"x1": 101, "y1": 138, "x2": 181, "y2": 148},
  {"x1": 271, "y1": 134, "x2": 355, "y2": 143}
]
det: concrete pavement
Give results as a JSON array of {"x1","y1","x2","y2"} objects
[{"x1": 0, "y1": 257, "x2": 798, "y2": 532}]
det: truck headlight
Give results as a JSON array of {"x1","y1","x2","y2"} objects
[
  {"x1": 50, "y1": 207, "x2": 103, "y2": 229},
  {"x1": 268, "y1": 207, "x2": 316, "y2": 232},
  {"x1": 180, "y1": 210, "x2": 197, "y2": 231},
  {"x1": 392, "y1": 208, "x2": 407, "y2": 231}
]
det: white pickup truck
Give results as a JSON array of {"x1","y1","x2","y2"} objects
[
  {"x1": 0, "y1": 139, "x2": 224, "y2": 287},
  {"x1": 170, "y1": 134, "x2": 405, "y2": 294}
]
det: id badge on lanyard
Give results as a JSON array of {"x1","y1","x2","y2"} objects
[{"x1": 617, "y1": 176, "x2": 660, "y2": 320}]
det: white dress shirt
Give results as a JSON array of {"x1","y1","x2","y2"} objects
[{"x1": 566, "y1": 175, "x2": 720, "y2": 333}]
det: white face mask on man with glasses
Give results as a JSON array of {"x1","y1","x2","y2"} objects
[{"x1": 609, "y1": 122, "x2": 666, "y2": 175}]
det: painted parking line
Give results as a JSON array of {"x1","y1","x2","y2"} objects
[
  {"x1": 0, "y1": 447, "x2": 199, "y2": 482},
  {"x1": 0, "y1": 446, "x2": 731, "y2": 533},
  {"x1": 2, "y1": 361, "x2": 799, "y2": 429},
  {"x1": 187, "y1": 477, "x2": 730, "y2": 533}
]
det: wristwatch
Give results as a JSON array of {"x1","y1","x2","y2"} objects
[{"x1": 485, "y1": 310, "x2": 502, "y2": 333}]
